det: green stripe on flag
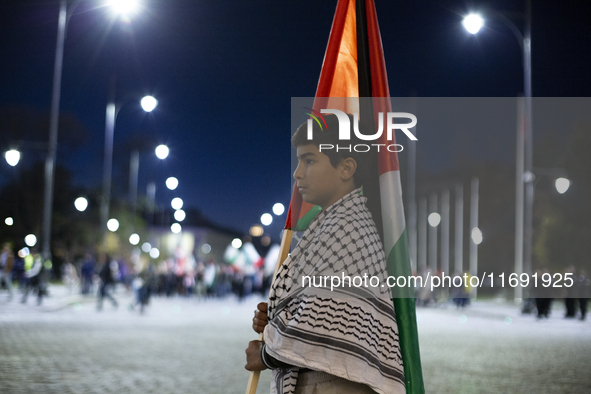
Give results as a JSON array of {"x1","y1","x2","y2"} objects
[
  {"x1": 386, "y1": 229, "x2": 425, "y2": 394},
  {"x1": 294, "y1": 205, "x2": 322, "y2": 231}
]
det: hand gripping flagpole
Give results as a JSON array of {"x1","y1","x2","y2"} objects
[{"x1": 245, "y1": 229, "x2": 293, "y2": 394}]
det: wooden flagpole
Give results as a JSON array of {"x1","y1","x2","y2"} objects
[{"x1": 245, "y1": 229, "x2": 293, "y2": 394}]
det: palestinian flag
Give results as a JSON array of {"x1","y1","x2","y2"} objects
[{"x1": 285, "y1": 0, "x2": 425, "y2": 392}]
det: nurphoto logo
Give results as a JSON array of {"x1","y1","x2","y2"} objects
[{"x1": 306, "y1": 108, "x2": 417, "y2": 153}]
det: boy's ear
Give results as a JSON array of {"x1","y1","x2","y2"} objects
[{"x1": 339, "y1": 157, "x2": 357, "y2": 181}]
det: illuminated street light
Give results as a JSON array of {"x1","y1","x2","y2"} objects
[
  {"x1": 149, "y1": 247, "x2": 160, "y2": 259},
  {"x1": 428, "y1": 212, "x2": 441, "y2": 227},
  {"x1": 201, "y1": 244, "x2": 211, "y2": 254},
  {"x1": 174, "y1": 209, "x2": 186, "y2": 222},
  {"x1": 171, "y1": 197, "x2": 183, "y2": 210},
  {"x1": 5, "y1": 217, "x2": 13, "y2": 226},
  {"x1": 166, "y1": 177, "x2": 178, "y2": 190},
  {"x1": 555, "y1": 177, "x2": 570, "y2": 194},
  {"x1": 471, "y1": 227, "x2": 483, "y2": 245},
  {"x1": 74, "y1": 197, "x2": 88, "y2": 212},
  {"x1": 171, "y1": 223, "x2": 182, "y2": 233},
  {"x1": 5, "y1": 149, "x2": 20, "y2": 166},
  {"x1": 462, "y1": 13, "x2": 484, "y2": 34},
  {"x1": 261, "y1": 213, "x2": 273, "y2": 226},
  {"x1": 107, "y1": 218, "x2": 119, "y2": 232},
  {"x1": 107, "y1": 0, "x2": 140, "y2": 16},
  {"x1": 129, "y1": 233, "x2": 140, "y2": 245},
  {"x1": 141, "y1": 242, "x2": 151, "y2": 252},
  {"x1": 272, "y1": 203, "x2": 285, "y2": 216},
  {"x1": 249, "y1": 225, "x2": 264, "y2": 237},
  {"x1": 140, "y1": 95, "x2": 158, "y2": 112},
  {"x1": 232, "y1": 238, "x2": 242, "y2": 249},
  {"x1": 155, "y1": 145, "x2": 169, "y2": 160},
  {"x1": 25, "y1": 234, "x2": 37, "y2": 247}
]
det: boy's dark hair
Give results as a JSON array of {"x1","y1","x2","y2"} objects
[{"x1": 292, "y1": 113, "x2": 369, "y2": 187}]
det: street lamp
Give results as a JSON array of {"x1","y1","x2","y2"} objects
[
  {"x1": 166, "y1": 177, "x2": 178, "y2": 190},
  {"x1": 45, "y1": 0, "x2": 143, "y2": 260},
  {"x1": 74, "y1": 197, "x2": 88, "y2": 212},
  {"x1": 272, "y1": 203, "x2": 285, "y2": 216},
  {"x1": 107, "y1": 0, "x2": 140, "y2": 16},
  {"x1": 155, "y1": 144, "x2": 169, "y2": 160},
  {"x1": 171, "y1": 198, "x2": 183, "y2": 210},
  {"x1": 428, "y1": 212, "x2": 441, "y2": 227},
  {"x1": 462, "y1": 14, "x2": 484, "y2": 34},
  {"x1": 174, "y1": 209, "x2": 186, "y2": 222},
  {"x1": 104, "y1": 94, "x2": 159, "y2": 233},
  {"x1": 261, "y1": 213, "x2": 273, "y2": 226},
  {"x1": 107, "y1": 218, "x2": 119, "y2": 232},
  {"x1": 555, "y1": 177, "x2": 570, "y2": 194},
  {"x1": 4, "y1": 150, "x2": 20, "y2": 167},
  {"x1": 462, "y1": 1, "x2": 532, "y2": 301},
  {"x1": 171, "y1": 223, "x2": 182, "y2": 234},
  {"x1": 25, "y1": 234, "x2": 37, "y2": 247}
]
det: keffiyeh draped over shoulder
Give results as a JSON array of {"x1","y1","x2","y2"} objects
[{"x1": 264, "y1": 188, "x2": 405, "y2": 394}]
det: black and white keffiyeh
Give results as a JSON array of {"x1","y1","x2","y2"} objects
[{"x1": 264, "y1": 188, "x2": 405, "y2": 394}]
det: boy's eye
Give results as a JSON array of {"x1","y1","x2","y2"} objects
[{"x1": 306, "y1": 159, "x2": 314, "y2": 164}]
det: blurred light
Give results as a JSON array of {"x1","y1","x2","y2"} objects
[
  {"x1": 5, "y1": 217, "x2": 13, "y2": 226},
  {"x1": 232, "y1": 238, "x2": 242, "y2": 249},
  {"x1": 555, "y1": 177, "x2": 570, "y2": 194},
  {"x1": 471, "y1": 227, "x2": 483, "y2": 245},
  {"x1": 523, "y1": 170, "x2": 535, "y2": 183},
  {"x1": 18, "y1": 247, "x2": 30, "y2": 258},
  {"x1": 141, "y1": 95, "x2": 158, "y2": 112},
  {"x1": 44, "y1": 260, "x2": 52, "y2": 269},
  {"x1": 166, "y1": 177, "x2": 178, "y2": 190},
  {"x1": 129, "y1": 233, "x2": 140, "y2": 245},
  {"x1": 107, "y1": 0, "x2": 139, "y2": 16},
  {"x1": 74, "y1": 197, "x2": 88, "y2": 212},
  {"x1": 25, "y1": 234, "x2": 37, "y2": 247},
  {"x1": 5, "y1": 149, "x2": 20, "y2": 166},
  {"x1": 107, "y1": 218, "x2": 119, "y2": 232},
  {"x1": 462, "y1": 14, "x2": 484, "y2": 34},
  {"x1": 174, "y1": 209, "x2": 186, "y2": 222},
  {"x1": 428, "y1": 212, "x2": 441, "y2": 227},
  {"x1": 272, "y1": 203, "x2": 285, "y2": 216},
  {"x1": 171, "y1": 197, "x2": 183, "y2": 210},
  {"x1": 249, "y1": 225, "x2": 264, "y2": 237},
  {"x1": 261, "y1": 213, "x2": 273, "y2": 226},
  {"x1": 141, "y1": 242, "x2": 151, "y2": 252},
  {"x1": 261, "y1": 236, "x2": 271, "y2": 246},
  {"x1": 171, "y1": 223, "x2": 182, "y2": 233},
  {"x1": 459, "y1": 314, "x2": 468, "y2": 323},
  {"x1": 149, "y1": 248, "x2": 160, "y2": 259},
  {"x1": 155, "y1": 144, "x2": 169, "y2": 160},
  {"x1": 201, "y1": 243, "x2": 211, "y2": 254}
]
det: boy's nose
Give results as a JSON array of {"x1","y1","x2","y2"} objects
[{"x1": 293, "y1": 163, "x2": 303, "y2": 180}]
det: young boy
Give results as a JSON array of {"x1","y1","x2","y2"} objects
[{"x1": 245, "y1": 114, "x2": 405, "y2": 394}]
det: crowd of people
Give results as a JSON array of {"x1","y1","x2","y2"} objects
[{"x1": 1, "y1": 241, "x2": 588, "y2": 322}]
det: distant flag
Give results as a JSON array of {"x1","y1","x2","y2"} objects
[{"x1": 284, "y1": 0, "x2": 424, "y2": 392}]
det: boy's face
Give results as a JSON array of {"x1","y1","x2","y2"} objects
[{"x1": 294, "y1": 144, "x2": 348, "y2": 210}]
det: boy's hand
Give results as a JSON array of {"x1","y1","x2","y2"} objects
[
  {"x1": 245, "y1": 340, "x2": 267, "y2": 371},
  {"x1": 252, "y1": 302, "x2": 268, "y2": 334}
]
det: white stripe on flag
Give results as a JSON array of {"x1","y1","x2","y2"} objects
[{"x1": 379, "y1": 170, "x2": 406, "y2": 253}]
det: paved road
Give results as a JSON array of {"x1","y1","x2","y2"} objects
[{"x1": 1, "y1": 286, "x2": 589, "y2": 393}]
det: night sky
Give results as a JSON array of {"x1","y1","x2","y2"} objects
[{"x1": 1, "y1": 0, "x2": 590, "y2": 235}]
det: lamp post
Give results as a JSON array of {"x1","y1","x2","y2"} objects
[
  {"x1": 100, "y1": 94, "x2": 159, "y2": 233},
  {"x1": 129, "y1": 142, "x2": 165, "y2": 219},
  {"x1": 462, "y1": 0, "x2": 533, "y2": 301},
  {"x1": 44, "y1": 0, "x2": 144, "y2": 259}
]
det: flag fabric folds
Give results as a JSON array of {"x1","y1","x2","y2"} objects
[{"x1": 284, "y1": 0, "x2": 425, "y2": 392}]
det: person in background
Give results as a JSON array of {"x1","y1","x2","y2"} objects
[{"x1": 0, "y1": 243, "x2": 14, "y2": 300}]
